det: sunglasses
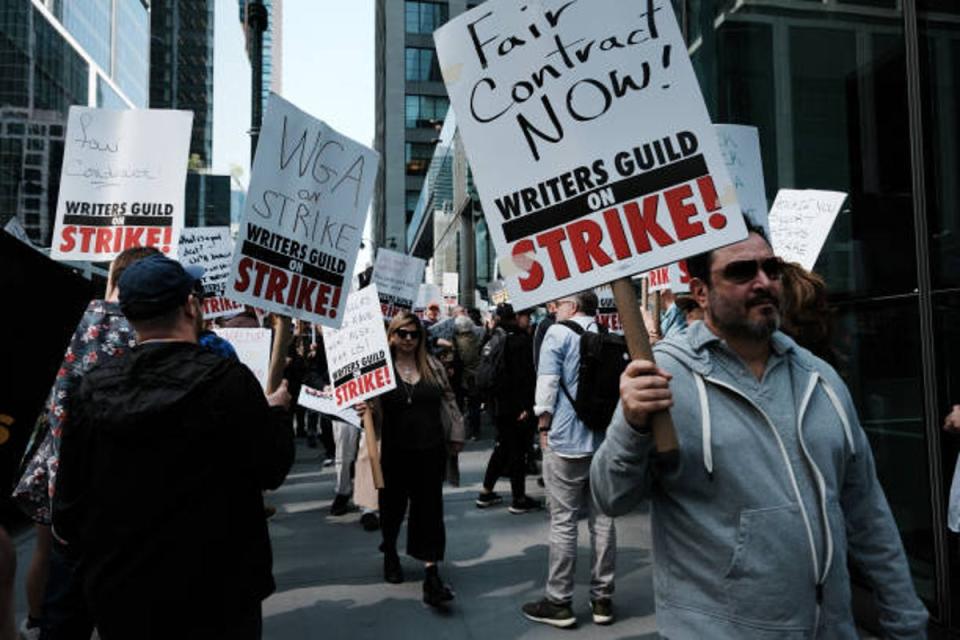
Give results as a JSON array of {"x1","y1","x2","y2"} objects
[
  {"x1": 717, "y1": 257, "x2": 784, "y2": 284},
  {"x1": 394, "y1": 329, "x2": 420, "y2": 340}
]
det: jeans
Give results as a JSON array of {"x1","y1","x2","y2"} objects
[{"x1": 542, "y1": 450, "x2": 616, "y2": 604}]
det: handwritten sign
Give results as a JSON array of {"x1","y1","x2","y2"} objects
[
  {"x1": 768, "y1": 189, "x2": 847, "y2": 270},
  {"x1": 322, "y1": 285, "x2": 396, "y2": 407},
  {"x1": 373, "y1": 248, "x2": 426, "y2": 320},
  {"x1": 414, "y1": 283, "x2": 442, "y2": 317},
  {"x1": 716, "y1": 124, "x2": 768, "y2": 235},
  {"x1": 228, "y1": 94, "x2": 378, "y2": 328},
  {"x1": 179, "y1": 227, "x2": 244, "y2": 319},
  {"x1": 212, "y1": 327, "x2": 272, "y2": 391},
  {"x1": 50, "y1": 107, "x2": 193, "y2": 261},
  {"x1": 442, "y1": 272, "x2": 459, "y2": 307},
  {"x1": 434, "y1": 0, "x2": 747, "y2": 309},
  {"x1": 297, "y1": 386, "x2": 362, "y2": 430}
]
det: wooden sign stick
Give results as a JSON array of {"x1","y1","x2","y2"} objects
[
  {"x1": 610, "y1": 278, "x2": 679, "y2": 457},
  {"x1": 267, "y1": 315, "x2": 293, "y2": 394},
  {"x1": 363, "y1": 411, "x2": 385, "y2": 489}
]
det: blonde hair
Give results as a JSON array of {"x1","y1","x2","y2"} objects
[{"x1": 387, "y1": 311, "x2": 440, "y2": 387}]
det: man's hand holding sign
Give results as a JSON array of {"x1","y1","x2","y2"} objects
[{"x1": 434, "y1": 0, "x2": 748, "y2": 456}]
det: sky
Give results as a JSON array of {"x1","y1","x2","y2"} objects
[{"x1": 212, "y1": 1, "x2": 376, "y2": 260}]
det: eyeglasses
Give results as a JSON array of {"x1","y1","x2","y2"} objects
[
  {"x1": 557, "y1": 299, "x2": 576, "y2": 307},
  {"x1": 716, "y1": 257, "x2": 784, "y2": 284},
  {"x1": 394, "y1": 329, "x2": 420, "y2": 340}
]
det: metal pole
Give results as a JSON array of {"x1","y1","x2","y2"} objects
[{"x1": 247, "y1": 1, "x2": 268, "y2": 162}]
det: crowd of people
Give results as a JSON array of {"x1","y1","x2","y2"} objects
[{"x1": 1, "y1": 225, "x2": 958, "y2": 639}]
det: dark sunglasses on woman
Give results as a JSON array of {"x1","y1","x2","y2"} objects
[{"x1": 395, "y1": 329, "x2": 420, "y2": 340}]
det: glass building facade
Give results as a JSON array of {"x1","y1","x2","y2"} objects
[
  {"x1": 680, "y1": 0, "x2": 958, "y2": 633},
  {"x1": 0, "y1": 0, "x2": 145, "y2": 246}
]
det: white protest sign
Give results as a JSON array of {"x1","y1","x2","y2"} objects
[
  {"x1": 646, "y1": 266, "x2": 672, "y2": 293},
  {"x1": 297, "y1": 386, "x2": 362, "y2": 430},
  {"x1": 668, "y1": 259, "x2": 691, "y2": 294},
  {"x1": 179, "y1": 227, "x2": 244, "y2": 319},
  {"x1": 768, "y1": 189, "x2": 847, "y2": 271},
  {"x1": 212, "y1": 327, "x2": 272, "y2": 391},
  {"x1": 228, "y1": 94, "x2": 378, "y2": 328},
  {"x1": 434, "y1": 0, "x2": 747, "y2": 310},
  {"x1": 322, "y1": 285, "x2": 396, "y2": 407},
  {"x1": 716, "y1": 124, "x2": 768, "y2": 234},
  {"x1": 50, "y1": 107, "x2": 192, "y2": 261},
  {"x1": 373, "y1": 248, "x2": 426, "y2": 320},
  {"x1": 595, "y1": 286, "x2": 622, "y2": 333},
  {"x1": 442, "y1": 272, "x2": 459, "y2": 306},
  {"x1": 414, "y1": 283, "x2": 442, "y2": 311}
]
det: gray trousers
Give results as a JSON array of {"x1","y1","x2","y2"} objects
[
  {"x1": 543, "y1": 450, "x2": 616, "y2": 604},
  {"x1": 333, "y1": 420, "x2": 359, "y2": 497}
]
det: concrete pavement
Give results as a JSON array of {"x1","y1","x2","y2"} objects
[{"x1": 11, "y1": 436, "x2": 659, "y2": 639}]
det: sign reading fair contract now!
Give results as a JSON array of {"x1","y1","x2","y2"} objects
[
  {"x1": 51, "y1": 107, "x2": 193, "y2": 261},
  {"x1": 323, "y1": 285, "x2": 397, "y2": 407},
  {"x1": 434, "y1": 0, "x2": 747, "y2": 308},
  {"x1": 229, "y1": 94, "x2": 378, "y2": 329}
]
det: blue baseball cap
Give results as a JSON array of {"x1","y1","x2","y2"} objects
[{"x1": 118, "y1": 254, "x2": 205, "y2": 320}]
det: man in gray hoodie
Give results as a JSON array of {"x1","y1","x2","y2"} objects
[{"x1": 591, "y1": 228, "x2": 928, "y2": 638}]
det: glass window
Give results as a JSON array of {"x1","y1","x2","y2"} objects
[
  {"x1": 405, "y1": 47, "x2": 442, "y2": 82},
  {"x1": 406, "y1": 141, "x2": 435, "y2": 176},
  {"x1": 405, "y1": 1, "x2": 449, "y2": 35},
  {"x1": 405, "y1": 94, "x2": 449, "y2": 129},
  {"x1": 405, "y1": 190, "x2": 420, "y2": 225}
]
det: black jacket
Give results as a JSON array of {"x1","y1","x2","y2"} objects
[
  {"x1": 496, "y1": 326, "x2": 536, "y2": 421},
  {"x1": 53, "y1": 342, "x2": 294, "y2": 629}
]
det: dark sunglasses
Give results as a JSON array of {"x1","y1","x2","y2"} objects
[
  {"x1": 394, "y1": 329, "x2": 420, "y2": 340},
  {"x1": 718, "y1": 257, "x2": 784, "y2": 284}
]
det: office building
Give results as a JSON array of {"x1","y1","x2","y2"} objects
[
  {"x1": 239, "y1": 0, "x2": 283, "y2": 115},
  {"x1": 0, "y1": 0, "x2": 149, "y2": 246},
  {"x1": 150, "y1": 0, "x2": 214, "y2": 167},
  {"x1": 184, "y1": 172, "x2": 231, "y2": 228}
]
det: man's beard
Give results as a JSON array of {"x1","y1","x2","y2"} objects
[{"x1": 707, "y1": 289, "x2": 781, "y2": 341}]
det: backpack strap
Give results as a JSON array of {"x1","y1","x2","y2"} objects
[
  {"x1": 558, "y1": 320, "x2": 585, "y2": 335},
  {"x1": 556, "y1": 320, "x2": 585, "y2": 422}
]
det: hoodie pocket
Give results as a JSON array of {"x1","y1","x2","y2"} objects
[{"x1": 724, "y1": 504, "x2": 812, "y2": 625}]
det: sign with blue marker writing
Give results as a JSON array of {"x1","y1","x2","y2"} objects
[
  {"x1": 434, "y1": 0, "x2": 747, "y2": 309},
  {"x1": 229, "y1": 94, "x2": 379, "y2": 329},
  {"x1": 51, "y1": 107, "x2": 193, "y2": 261}
]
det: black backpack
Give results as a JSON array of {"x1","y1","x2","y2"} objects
[
  {"x1": 475, "y1": 327, "x2": 507, "y2": 394},
  {"x1": 558, "y1": 320, "x2": 630, "y2": 432}
]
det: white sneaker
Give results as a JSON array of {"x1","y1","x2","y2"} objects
[{"x1": 19, "y1": 618, "x2": 41, "y2": 640}]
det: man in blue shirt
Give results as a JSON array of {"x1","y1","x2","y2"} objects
[{"x1": 523, "y1": 290, "x2": 616, "y2": 628}]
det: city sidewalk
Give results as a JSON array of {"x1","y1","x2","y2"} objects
[{"x1": 10, "y1": 436, "x2": 658, "y2": 639}]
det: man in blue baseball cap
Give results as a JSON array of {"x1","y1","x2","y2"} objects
[{"x1": 53, "y1": 253, "x2": 294, "y2": 639}]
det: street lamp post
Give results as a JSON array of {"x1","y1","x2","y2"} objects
[{"x1": 246, "y1": 1, "x2": 268, "y2": 162}]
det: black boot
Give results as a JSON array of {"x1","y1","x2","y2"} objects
[
  {"x1": 422, "y1": 565, "x2": 455, "y2": 607},
  {"x1": 384, "y1": 552, "x2": 403, "y2": 584}
]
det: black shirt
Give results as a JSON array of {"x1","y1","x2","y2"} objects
[{"x1": 380, "y1": 371, "x2": 444, "y2": 452}]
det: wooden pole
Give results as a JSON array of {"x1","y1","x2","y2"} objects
[
  {"x1": 267, "y1": 315, "x2": 293, "y2": 394},
  {"x1": 363, "y1": 411, "x2": 385, "y2": 489},
  {"x1": 610, "y1": 278, "x2": 678, "y2": 457}
]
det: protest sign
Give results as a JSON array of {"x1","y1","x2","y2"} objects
[
  {"x1": 768, "y1": 189, "x2": 847, "y2": 271},
  {"x1": 50, "y1": 107, "x2": 192, "y2": 262},
  {"x1": 414, "y1": 282, "x2": 443, "y2": 317},
  {"x1": 716, "y1": 124, "x2": 768, "y2": 234},
  {"x1": 228, "y1": 94, "x2": 378, "y2": 328},
  {"x1": 212, "y1": 327, "x2": 272, "y2": 391},
  {"x1": 373, "y1": 248, "x2": 426, "y2": 320},
  {"x1": 297, "y1": 386, "x2": 361, "y2": 429},
  {"x1": 646, "y1": 266, "x2": 672, "y2": 293},
  {"x1": 595, "y1": 286, "x2": 622, "y2": 333},
  {"x1": 4, "y1": 218, "x2": 33, "y2": 248},
  {"x1": 179, "y1": 227, "x2": 244, "y2": 319},
  {"x1": 434, "y1": 0, "x2": 747, "y2": 310},
  {"x1": 668, "y1": 259, "x2": 691, "y2": 294},
  {"x1": 322, "y1": 285, "x2": 396, "y2": 408},
  {"x1": 442, "y1": 272, "x2": 459, "y2": 307}
]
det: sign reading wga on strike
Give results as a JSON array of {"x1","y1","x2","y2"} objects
[
  {"x1": 51, "y1": 107, "x2": 193, "y2": 262},
  {"x1": 323, "y1": 285, "x2": 397, "y2": 407},
  {"x1": 229, "y1": 94, "x2": 379, "y2": 329},
  {"x1": 434, "y1": 0, "x2": 748, "y2": 309}
]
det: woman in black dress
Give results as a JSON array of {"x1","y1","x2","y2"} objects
[{"x1": 358, "y1": 311, "x2": 464, "y2": 607}]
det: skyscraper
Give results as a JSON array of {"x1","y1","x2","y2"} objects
[
  {"x1": 374, "y1": 0, "x2": 485, "y2": 253},
  {"x1": 0, "y1": 0, "x2": 149, "y2": 245},
  {"x1": 150, "y1": 0, "x2": 215, "y2": 167},
  {"x1": 238, "y1": 0, "x2": 283, "y2": 116}
]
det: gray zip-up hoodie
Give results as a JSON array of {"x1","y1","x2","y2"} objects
[{"x1": 591, "y1": 321, "x2": 927, "y2": 639}]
